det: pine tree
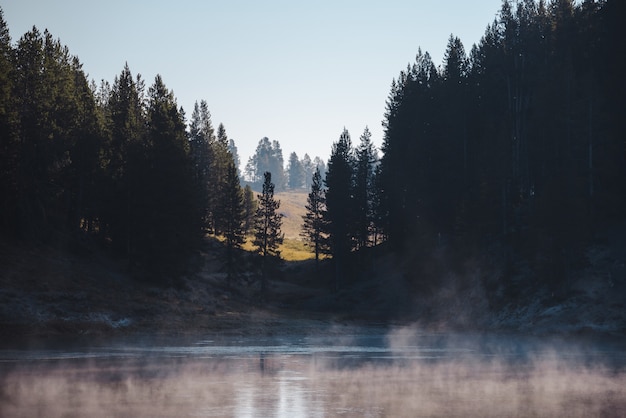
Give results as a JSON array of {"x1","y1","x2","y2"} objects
[
  {"x1": 242, "y1": 184, "x2": 257, "y2": 235},
  {"x1": 253, "y1": 172, "x2": 284, "y2": 291},
  {"x1": 0, "y1": 8, "x2": 18, "y2": 235},
  {"x1": 287, "y1": 151, "x2": 304, "y2": 189},
  {"x1": 227, "y1": 138, "x2": 241, "y2": 179},
  {"x1": 218, "y1": 161, "x2": 246, "y2": 281},
  {"x1": 188, "y1": 100, "x2": 215, "y2": 234},
  {"x1": 353, "y1": 126, "x2": 378, "y2": 249},
  {"x1": 324, "y1": 128, "x2": 355, "y2": 288},
  {"x1": 209, "y1": 123, "x2": 232, "y2": 234},
  {"x1": 103, "y1": 63, "x2": 146, "y2": 257},
  {"x1": 301, "y1": 167, "x2": 327, "y2": 267},
  {"x1": 136, "y1": 74, "x2": 200, "y2": 279}
]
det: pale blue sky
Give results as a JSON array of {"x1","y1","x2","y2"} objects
[{"x1": 3, "y1": 0, "x2": 504, "y2": 167}]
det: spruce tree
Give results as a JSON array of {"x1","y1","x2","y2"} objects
[
  {"x1": 301, "y1": 167, "x2": 327, "y2": 267},
  {"x1": 242, "y1": 184, "x2": 257, "y2": 235},
  {"x1": 209, "y1": 123, "x2": 232, "y2": 234},
  {"x1": 353, "y1": 126, "x2": 378, "y2": 249},
  {"x1": 188, "y1": 100, "x2": 215, "y2": 234},
  {"x1": 0, "y1": 10, "x2": 18, "y2": 235},
  {"x1": 227, "y1": 138, "x2": 241, "y2": 178},
  {"x1": 103, "y1": 64, "x2": 146, "y2": 257},
  {"x1": 218, "y1": 161, "x2": 246, "y2": 281},
  {"x1": 253, "y1": 172, "x2": 284, "y2": 291},
  {"x1": 138, "y1": 74, "x2": 200, "y2": 279},
  {"x1": 324, "y1": 128, "x2": 355, "y2": 288}
]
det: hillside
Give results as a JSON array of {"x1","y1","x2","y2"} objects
[{"x1": 274, "y1": 190, "x2": 308, "y2": 240}]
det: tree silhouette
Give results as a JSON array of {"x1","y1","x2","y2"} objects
[
  {"x1": 253, "y1": 172, "x2": 284, "y2": 292},
  {"x1": 301, "y1": 167, "x2": 327, "y2": 268}
]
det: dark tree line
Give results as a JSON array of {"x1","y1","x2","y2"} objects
[
  {"x1": 300, "y1": 127, "x2": 379, "y2": 288},
  {"x1": 377, "y1": 0, "x2": 625, "y2": 293},
  {"x1": 299, "y1": 0, "x2": 624, "y2": 296},
  {"x1": 0, "y1": 11, "x2": 258, "y2": 283}
]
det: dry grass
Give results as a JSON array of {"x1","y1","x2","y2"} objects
[
  {"x1": 213, "y1": 190, "x2": 313, "y2": 261},
  {"x1": 241, "y1": 237, "x2": 315, "y2": 261},
  {"x1": 275, "y1": 190, "x2": 308, "y2": 240}
]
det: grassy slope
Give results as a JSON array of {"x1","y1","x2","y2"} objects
[
  {"x1": 215, "y1": 190, "x2": 315, "y2": 261},
  {"x1": 274, "y1": 190, "x2": 308, "y2": 240}
]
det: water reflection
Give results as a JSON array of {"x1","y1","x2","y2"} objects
[{"x1": 0, "y1": 331, "x2": 625, "y2": 417}]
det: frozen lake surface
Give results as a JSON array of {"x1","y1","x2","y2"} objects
[{"x1": 1, "y1": 329, "x2": 625, "y2": 417}]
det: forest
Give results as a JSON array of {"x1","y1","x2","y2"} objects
[{"x1": 0, "y1": 1, "x2": 624, "y2": 315}]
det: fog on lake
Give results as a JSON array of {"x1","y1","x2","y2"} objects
[{"x1": 1, "y1": 328, "x2": 625, "y2": 417}]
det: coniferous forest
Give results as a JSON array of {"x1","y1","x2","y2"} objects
[{"x1": 0, "y1": 1, "x2": 625, "y2": 326}]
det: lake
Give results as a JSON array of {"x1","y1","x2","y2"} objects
[{"x1": 1, "y1": 327, "x2": 625, "y2": 417}]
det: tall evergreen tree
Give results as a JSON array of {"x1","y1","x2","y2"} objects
[
  {"x1": 0, "y1": 9, "x2": 18, "y2": 235},
  {"x1": 209, "y1": 122, "x2": 232, "y2": 234},
  {"x1": 103, "y1": 64, "x2": 146, "y2": 257},
  {"x1": 242, "y1": 184, "x2": 257, "y2": 235},
  {"x1": 324, "y1": 128, "x2": 355, "y2": 287},
  {"x1": 188, "y1": 100, "x2": 215, "y2": 233},
  {"x1": 253, "y1": 172, "x2": 284, "y2": 291},
  {"x1": 227, "y1": 138, "x2": 241, "y2": 178},
  {"x1": 134, "y1": 74, "x2": 200, "y2": 279},
  {"x1": 12, "y1": 27, "x2": 94, "y2": 238},
  {"x1": 218, "y1": 161, "x2": 246, "y2": 281},
  {"x1": 353, "y1": 126, "x2": 378, "y2": 249},
  {"x1": 301, "y1": 167, "x2": 327, "y2": 267}
]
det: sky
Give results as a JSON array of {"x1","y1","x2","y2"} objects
[{"x1": 3, "y1": 0, "x2": 504, "y2": 169}]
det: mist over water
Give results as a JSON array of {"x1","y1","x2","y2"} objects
[{"x1": 1, "y1": 329, "x2": 625, "y2": 417}]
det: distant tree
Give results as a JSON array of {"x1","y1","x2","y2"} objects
[
  {"x1": 253, "y1": 172, "x2": 284, "y2": 291},
  {"x1": 227, "y1": 138, "x2": 241, "y2": 178},
  {"x1": 244, "y1": 137, "x2": 285, "y2": 191},
  {"x1": 242, "y1": 184, "x2": 257, "y2": 235},
  {"x1": 324, "y1": 128, "x2": 355, "y2": 288},
  {"x1": 301, "y1": 167, "x2": 327, "y2": 267},
  {"x1": 287, "y1": 151, "x2": 305, "y2": 189},
  {"x1": 218, "y1": 161, "x2": 246, "y2": 282},
  {"x1": 313, "y1": 156, "x2": 327, "y2": 180},
  {"x1": 301, "y1": 153, "x2": 314, "y2": 189}
]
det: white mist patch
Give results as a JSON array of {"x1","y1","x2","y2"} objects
[{"x1": 0, "y1": 332, "x2": 625, "y2": 417}]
